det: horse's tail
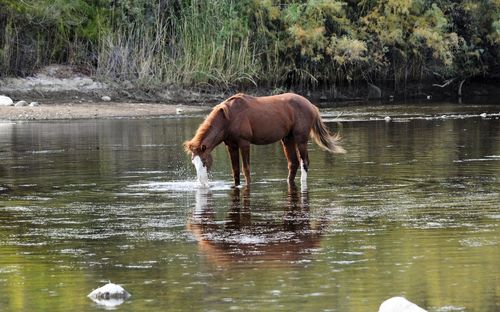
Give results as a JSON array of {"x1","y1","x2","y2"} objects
[{"x1": 310, "y1": 108, "x2": 346, "y2": 154}]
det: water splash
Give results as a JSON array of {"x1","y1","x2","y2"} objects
[
  {"x1": 192, "y1": 156, "x2": 209, "y2": 188},
  {"x1": 129, "y1": 180, "x2": 231, "y2": 192}
]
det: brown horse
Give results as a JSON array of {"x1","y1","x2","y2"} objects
[{"x1": 184, "y1": 93, "x2": 345, "y2": 186}]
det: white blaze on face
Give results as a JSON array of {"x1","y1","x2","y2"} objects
[
  {"x1": 192, "y1": 155, "x2": 209, "y2": 187},
  {"x1": 300, "y1": 160, "x2": 307, "y2": 186}
]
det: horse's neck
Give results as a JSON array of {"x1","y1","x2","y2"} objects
[{"x1": 201, "y1": 122, "x2": 226, "y2": 150}]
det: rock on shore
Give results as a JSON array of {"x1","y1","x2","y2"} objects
[{"x1": 0, "y1": 95, "x2": 13, "y2": 106}]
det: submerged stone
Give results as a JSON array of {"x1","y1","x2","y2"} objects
[
  {"x1": 88, "y1": 282, "x2": 131, "y2": 300},
  {"x1": 379, "y1": 297, "x2": 427, "y2": 312}
]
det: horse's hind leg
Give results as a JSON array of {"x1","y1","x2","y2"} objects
[
  {"x1": 297, "y1": 142, "x2": 309, "y2": 170},
  {"x1": 226, "y1": 144, "x2": 240, "y2": 186},
  {"x1": 297, "y1": 142, "x2": 309, "y2": 184},
  {"x1": 281, "y1": 138, "x2": 300, "y2": 183}
]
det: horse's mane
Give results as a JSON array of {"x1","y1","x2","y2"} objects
[{"x1": 184, "y1": 94, "x2": 247, "y2": 153}]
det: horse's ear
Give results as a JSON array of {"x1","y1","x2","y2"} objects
[
  {"x1": 217, "y1": 104, "x2": 230, "y2": 119},
  {"x1": 183, "y1": 141, "x2": 194, "y2": 154}
]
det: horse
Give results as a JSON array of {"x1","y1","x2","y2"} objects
[{"x1": 184, "y1": 93, "x2": 345, "y2": 186}]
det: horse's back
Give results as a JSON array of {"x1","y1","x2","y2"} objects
[
  {"x1": 226, "y1": 93, "x2": 317, "y2": 144},
  {"x1": 240, "y1": 93, "x2": 316, "y2": 121},
  {"x1": 262, "y1": 93, "x2": 317, "y2": 121},
  {"x1": 256, "y1": 93, "x2": 314, "y2": 107},
  {"x1": 242, "y1": 93, "x2": 316, "y2": 117}
]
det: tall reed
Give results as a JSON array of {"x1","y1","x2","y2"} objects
[
  {"x1": 1, "y1": 0, "x2": 498, "y2": 89},
  {"x1": 97, "y1": 0, "x2": 259, "y2": 88}
]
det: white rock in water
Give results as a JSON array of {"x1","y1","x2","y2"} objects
[
  {"x1": 379, "y1": 297, "x2": 427, "y2": 312},
  {"x1": 192, "y1": 155, "x2": 209, "y2": 187},
  {"x1": 89, "y1": 297, "x2": 127, "y2": 308},
  {"x1": 0, "y1": 95, "x2": 14, "y2": 106},
  {"x1": 176, "y1": 107, "x2": 184, "y2": 114},
  {"x1": 88, "y1": 282, "x2": 131, "y2": 300},
  {"x1": 88, "y1": 282, "x2": 130, "y2": 308},
  {"x1": 29, "y1": 101, "x2": 40, "y2": 107},
  {"x1": 480, "y1": 113, "x2": 487, "y2": 118},
  {"x1": 101, "y1": 95, "x2": 111, "y2": 102},
  {"x1": 384, "y1": 116, "x2": 392, "y2": 122},
  {"x1": 15, "y1": 100, "x2": 28, "y2": 107}
]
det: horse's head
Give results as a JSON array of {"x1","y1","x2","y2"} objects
[
  {"x1": 184, "y1": 102, "x2": 231, "y2": 172},
  {"x1": 184, "y1": 141, "x2": 213, "y2": 171}
]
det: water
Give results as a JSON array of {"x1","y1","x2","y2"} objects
[{"x1": 0, "y1": 102, "x2": 499, "y2": 311}]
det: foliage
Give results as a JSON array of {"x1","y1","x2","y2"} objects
[
  {"x1": 0, "y1": 0, "x2": 499, "y2": 88},
  {"x1": 0, "y1": 0, "x2": 108, "y2": 75}
]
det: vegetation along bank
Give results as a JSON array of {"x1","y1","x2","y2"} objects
[{"x1": 1, "y1": 0, "x2": 499, "y2": 100}]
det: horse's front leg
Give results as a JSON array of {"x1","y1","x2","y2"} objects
[
  {"x1": 281, "y1": 138, "x2": 300, "y2": 184},
  {"x1": 226, "y1": 144, "x2": 240, "y2": 186},
  {"x1": 240, "y1": 144, "x2": 251, "y2": 185}
]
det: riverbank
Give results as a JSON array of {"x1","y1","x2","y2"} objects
[
  {"x1": 1, "y1": 65, "x2": 498, "y2": 121},
  {"x1": 0, "y1": 65, "x2": 211, "y2": 120},
  {"x1": 0, "y1": 102, "x2": 205, "y2": 121}
]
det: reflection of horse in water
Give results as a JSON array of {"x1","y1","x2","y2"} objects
[{"x1": 187, "y1": 185, "x2": 328, "y2": 266}]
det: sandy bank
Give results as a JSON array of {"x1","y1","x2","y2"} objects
[
  {"x1": 0, "y1": 65, "x2": 213, "y2": 120},
  {"x1": 0, "y1": 102, "x2": 205, "y2": 121}
]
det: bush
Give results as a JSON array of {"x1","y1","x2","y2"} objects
[{"x1": 1, "y1": 0, "x2": 499, "y2": 88}]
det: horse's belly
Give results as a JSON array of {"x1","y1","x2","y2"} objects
[
  {"x1": 249, "y1": 128, "x2": 289, "y2": 145},
  {"x1": 250, "y1": 137, "x2": 280, "y2": 145}
]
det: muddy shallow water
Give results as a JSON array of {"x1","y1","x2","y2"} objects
[{"x1": 0, "y1": 102, "x2": 499, "y2": 311}]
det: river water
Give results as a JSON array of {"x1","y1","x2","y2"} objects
[{"x1": 0, "y1": 102, "x2": 499, "y2": 311}]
